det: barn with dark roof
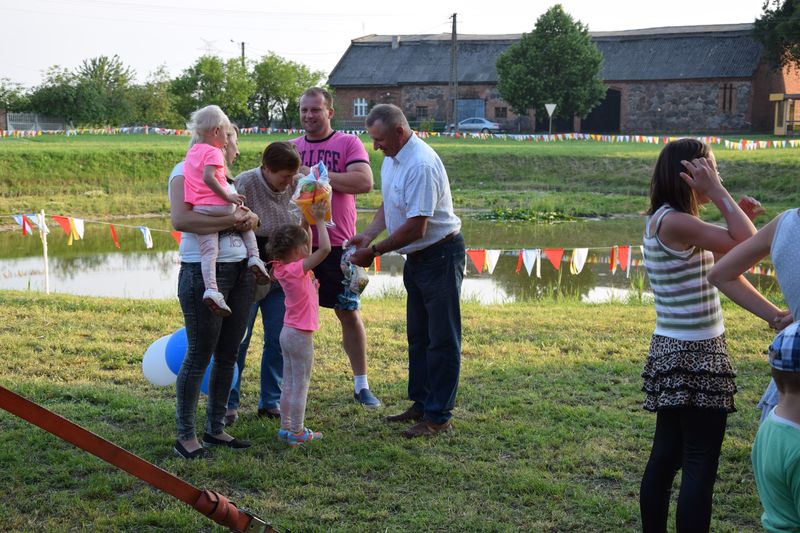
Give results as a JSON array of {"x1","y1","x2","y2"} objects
[{"x1": 327, "y1": 23, "x2": 800, "y2": 134}]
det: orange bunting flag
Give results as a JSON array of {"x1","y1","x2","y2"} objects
[
  {"x1": 170, "y1": 231, "x2": 182, "y2": 245},
  {"x1": 109, "y1": 224, "x2": 121, "y2": 249},
  {"x1": 374, "y1": 255, "x2": 380, "y2": 273},
  {"x1": 617, "y1": 245, "x2": 630, "y2": 272},
  {"x1": 52, "y1": 215, "x2": 72, "y2": 236},
  {"x1": 543, "y1": 248, "x2": 564, "y2": 270},
  {"x1": 610, "y1": 246, "x2": 617, "y2": 273},
  {"x1": 466, "y1": 249, "x2": 486, "y2": 274},
  {"x1": 515, "y1": 251, "x2": 524, "y2": 273}
]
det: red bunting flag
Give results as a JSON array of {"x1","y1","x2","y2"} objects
[
  {"x1": 52, "y1": 215, "x2": 72, "y2": 235},
  {"x1": 617, "y1": 245, "x2": 630, "y2": 271},
  {"x1": 374, "y1": 255, "x2": 380, "y2": 273},
  {"x1": 21, "y1": 216, "x2": 31, "y2": 236},
  {"x1": 543, "y1": 248, "x2": 564, "y2": 270},
  {"x1": 109, "y1": 224, "x2": 120, "y2": 249},
  {"x1": 466, "y1": 249, "x2": 486, "y2": 274},
  {"x1": 515, "y1": 251, "x2": 523, "y2": 273},
  {"x1": 170, "y1": 231, "x2": 182, "y2": 245}
]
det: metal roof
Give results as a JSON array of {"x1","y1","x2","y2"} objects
[{"x1": 327, "y1": 23, "x2": 762, "y2": 86}]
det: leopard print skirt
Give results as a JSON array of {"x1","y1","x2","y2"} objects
[{"x1": 642, "y1": 334, "x2": 737, "y2": 413}]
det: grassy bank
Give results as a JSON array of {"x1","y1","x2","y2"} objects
[
  {"x1": 0, "y1": 291, "x2": 778, "y2": 531},
  {"x1": 2, "y1": 134, "x2": 799, "y2": 219}
]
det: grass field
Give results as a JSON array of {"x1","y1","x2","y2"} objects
[
  {"x1": 2, "y1": 133, "x2": 799, "y2": 220},
  {"x1": 0, "y1": 291, "x2": 780, "y2": 532}
]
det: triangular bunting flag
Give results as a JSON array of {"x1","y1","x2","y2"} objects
[
  {"x1": 109, "y1": 224, "x2": 121, "y2": 249},
  {"x1": 570, "y1": 248, "x2": 589, "y2": 275},
  {"x1": 466, "y1": 249, "x2": 486, "y2": 274},
  {"x1": 52, "y1": 215, "x2": 72, "y2": 236},
  {"x1": 522, "y1": 249, "x2": 539, "y2": 277},
  {"x1": 618, "y1": 245, "x2": 630, "y2": 272},
  {"x1": 543, "y1": 248, "x2": 564, "y2": 270},
  {"x1": 515, "y1": 251, "x2": 523, "y2": 273},
  {"x1": 170, "y1": 231, "x2": 182, "y2": 245},
  {"x1": 485, "y1": 250, "x2": 501, "y2": 274},
  {"x1": 610, "y1": 246, "x2": 617, "y2": 273},
  {"x1": 139, "y1": 226, "x2": 153, "y2": 249}
]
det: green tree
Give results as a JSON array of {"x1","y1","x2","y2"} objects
[
  {"x1": 754, "y1": 0, "x2": 800, "y2": 69},
  {"x1": 0, "y1": 78, "x2": 29, "y2": 111},
  {"x1": 496, "y1": 4, "x2": 606, "y2": 129},
  {"x1": 170, "y1": 56, "x2": 254, "y2": 126},
  {"x1": 249, "y1": 53, "x2": 325, "y2": 128},
  {"x1": 129, "y1": 66, "x2": 183, "y2": 127},
  {"x1": 75, "y1": 55, "x2": 136, "y2": 124},
  {"x1": 27, "y1": 67, "x2": 79, "y2": 122}
]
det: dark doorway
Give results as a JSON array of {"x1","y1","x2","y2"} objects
[{"x1": 581, "y1": 89, "x2": 621, "y2": 133}]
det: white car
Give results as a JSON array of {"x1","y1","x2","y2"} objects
[{"x1": 448, "y1": 117, "x2": 502, "y2": 133}]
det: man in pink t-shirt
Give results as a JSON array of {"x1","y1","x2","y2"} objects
[{"x1": 290, "y1": 87, "x2": 381, "y2": 408}]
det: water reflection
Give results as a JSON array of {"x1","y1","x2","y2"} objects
[{"x1": 0, "y1": 214, "x2": 664, "y2": 304}]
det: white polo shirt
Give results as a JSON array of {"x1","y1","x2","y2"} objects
[{"x1": 380, "y1": 134, "x2": 461, "y2": 254}]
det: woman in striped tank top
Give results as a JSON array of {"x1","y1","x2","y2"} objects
[{"x1": 639, "y1": 138, "x2": 763, "y2": 533}]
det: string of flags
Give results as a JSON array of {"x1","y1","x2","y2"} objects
[
  {"x1": 2, "y1": 126, "x2": 797, "y2": 152},
  {"x1": 7, "y1": 212, "x2": 775, "y2": 279},
  {"x1": 8, "y1": 212, "x2": 181, "y2": 249}
]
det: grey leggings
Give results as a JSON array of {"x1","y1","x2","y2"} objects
[{"x1": 279, "y1": 326, "x2": 315, "y2": 434}]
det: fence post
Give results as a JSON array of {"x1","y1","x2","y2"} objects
[{"x1": 38, "y1": 210, "x2": 49, "y2": 294}]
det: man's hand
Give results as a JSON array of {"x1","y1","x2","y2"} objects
[
  {"x1": 349, "y1": 248, "x2": 374, "y2": 267},
  {"x1": 771, "y1": 309, "x2": 794, "y2": 332},
  {"x1": 346, "y1": 232, "x2": 372, "y2": 250}
]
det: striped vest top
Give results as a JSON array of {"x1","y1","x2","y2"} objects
[{"x1": 643, "y1": 205, "x2": 724, "y2": 341}]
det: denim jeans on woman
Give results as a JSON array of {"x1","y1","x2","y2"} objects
[
  {"x1": 227, "y1": 282, "x2": 285, "y2": 412},
  {"x1": 403, "y1": 233, "x2": 465, "y2": 425},
  {"x1": 176, "y1": 260, "x2": 254, "y2": 441}
]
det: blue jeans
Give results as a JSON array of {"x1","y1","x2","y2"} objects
[
  {"x1": 227, "y1": 282, "x2": 285, "y2": 411},
  {"x1": 403, "y1": 233, "x2": 465, "y2": 424},
  {"x1": 176, "y1": 260, "x2": 254, "y2": 440}
]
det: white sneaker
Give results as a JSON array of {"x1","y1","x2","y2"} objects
[
  {"x1": 203, "y1": 289, "x2": 232, "y2": 317},
  {"x1": 248, "y1": 256, "x2": 271, "y2": 285}
]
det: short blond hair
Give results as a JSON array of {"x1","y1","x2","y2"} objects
[{"x1": 187, "y1": 105, "x2": 230, "y2": 147}]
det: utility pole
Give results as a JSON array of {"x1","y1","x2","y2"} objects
[
  {"x1": 231, "y1": 40, "x2": 246, "y2": 67},
  {"x1": 449, "y1": 13, "x2": 458, "y2": 133}
]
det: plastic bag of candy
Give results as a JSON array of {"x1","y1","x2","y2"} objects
[
  {"x1": 292, "y1": 162, "x2": 333, "y2": 226},
  {"x1": 341, "y1": 245, "x2": 369, "y2": 295}
]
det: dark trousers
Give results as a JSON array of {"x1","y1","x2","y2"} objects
[
  {"x1": 227, "y1": 282, "x2": 285, "y2": 411},
  {"x1": 402, "y1": 233, "x2": 465, "y2": 425},
  {"x1": 176, "y1": 261, "x2": 254, "y2": 440},
  {"x1": 640, "y1": 407, "x2": 728, "y2": 533}
]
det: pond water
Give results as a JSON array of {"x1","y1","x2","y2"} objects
[{"x1": 0, "y1": 212, "x2": 661, "y2": 304}]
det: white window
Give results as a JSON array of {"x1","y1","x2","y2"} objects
[{"x1": 353, "y1": 98, "x2": 368, "y2": 117}]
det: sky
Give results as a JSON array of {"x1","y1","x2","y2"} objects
[{"x1": 1, "y1": 0, "x2": 766, "y2": 88}]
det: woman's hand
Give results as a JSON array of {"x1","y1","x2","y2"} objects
[
  {"x1": 738, "y1": 196, "x2": 765, "y2": 221},
  {"x1": 233, "y1": 205, "x2": 258, "y2": 232},
  {"x1": 679, "y1": 157, "x2": 723, "y2": 197}
]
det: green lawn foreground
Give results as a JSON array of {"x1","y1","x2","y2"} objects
[{"x1": 0, "y1": 291, "x2": 776, "y2": 532}]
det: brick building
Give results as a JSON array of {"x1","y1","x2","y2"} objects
[{"x1": 327, "y1": 24, "x2": 800, "y2": 134}]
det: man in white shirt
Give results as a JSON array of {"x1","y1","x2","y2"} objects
[{"x1": 349, "y1": 104, "x2": 465, "y2": 437}]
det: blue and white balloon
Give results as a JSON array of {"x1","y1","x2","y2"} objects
[{"x1": 142, "y1": 327, "x2": 239, "y2": 394}]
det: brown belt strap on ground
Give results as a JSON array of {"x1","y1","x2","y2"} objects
[{"x1": 0, "y1": 386, "x2": 277, "y2": 533}]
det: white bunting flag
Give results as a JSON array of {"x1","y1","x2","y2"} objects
[
  {"x1": 522, "y1": 249, "x2": 539, "y2": 277},
  {"x1": 485, "y1": 250, "x2": 501, "y2": 274},
  {"x1": 570, "y1": 248, "x2": 589, "y2": 274},
  {"x1": 139, "y1": 226, "x2": 153, "y2": 249}
]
